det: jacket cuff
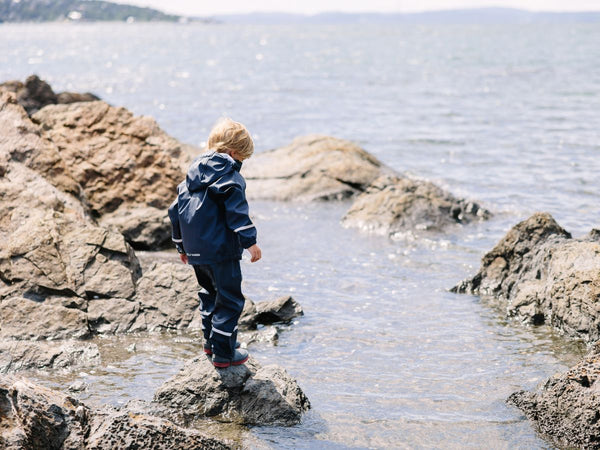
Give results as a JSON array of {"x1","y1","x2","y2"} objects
[{"x1": 241, "y1": 237, "x2": 257, "y2": 249}]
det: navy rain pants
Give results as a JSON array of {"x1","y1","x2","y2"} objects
[{"x1": 192, "y1": 260, "x2": 244, "y2": 359}]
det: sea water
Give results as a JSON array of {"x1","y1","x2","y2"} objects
[{"x1": 1, "y1": 22, "x2": 599, "y2": 448}]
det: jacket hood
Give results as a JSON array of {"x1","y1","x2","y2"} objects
[{"x1": 186, "y1": 152, "x2": 242, "y2": 192}]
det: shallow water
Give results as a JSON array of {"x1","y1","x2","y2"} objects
[{"x1": 2, "y1": 22, "x2": 599, "y2": 448}]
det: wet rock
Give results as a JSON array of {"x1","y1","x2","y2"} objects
[
  {"x1": 0, "y1": 376, "x2": 229, "y2": 449},
  {"x1": 342, "y1": 174, "x2": 490, "y2": 234},
  {"x1": 243, "y1": 135, "x2": 382, "y2": 201},
  {"x1": 243, "y1": 135, "x2": 489, "y2": 233},
  {"x1": 154, "y1": 355, "x2": 310, "y2": 426},
  {"x1": 240, "y1": 296, "x2": 304, "y2": 330},
  {"x1": 0, "y1": 341, "x2": 100, "y2": 373},
  {"x1": 452, "y1": 213, "x2": 600, "y2": 341},
  {"x1": 508, "y1": 343, "x2": 600, "y2": 449},
  {"x1": 32, "y1": 100, "x2": 192, "y2": 249}
]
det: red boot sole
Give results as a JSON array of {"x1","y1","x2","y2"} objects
[{"x1": 212, "y1": 355, "x2": 248, "y2": 369}]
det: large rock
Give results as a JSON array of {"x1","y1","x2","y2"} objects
[
  {"x1": 0, "y1": 376, "x2": 229, "y2": 449},
  {"x1": 154, "y1": 355, "x2": 310, "y2": 426},
  {"x1": 243, "y1": 135, "x2": 382, "y2": 201},
  {"x1": 452, "y1": 213, "x2": 600, "y2": 341},
  {"x1": 508, "y1": 342, "x2": 600, "y2": 449},
  {"x1": 243, "y1": 135, "x2": 489, "y2": 234},
  {"x1": 239, "y1": 296, "x2": 303, "y2": 330},
  {"x1": 0, "y1": 341, "x2": 100, "y2": 373},
  {"x1": 342, "y1": 174, "x2": 490, "y2": 234},
  {"x1": 0, "y1": 74, "x2": 99, "y2": 115},
  {"x1": 32, "y1": 100, "x2": 190, "y2": 249}
]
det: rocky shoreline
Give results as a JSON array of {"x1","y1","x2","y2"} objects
[{"x1": 453, "y1": 212, "x2": 600, "y2": 447}]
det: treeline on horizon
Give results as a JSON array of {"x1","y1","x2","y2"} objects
[
  {"x1": 0, "y1": 0, "x2": 181, "y2": 22},
  {"x1": 1, "y1": 1, "x2": 599, "y2": 24}
]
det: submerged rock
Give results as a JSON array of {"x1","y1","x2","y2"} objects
[
  {"x1": 342, "y1": 174, "x2": 490, "y2": 234},
  {"x1": 0, "y1": 74, "x2": 99, "y2": 115},
  {"x1": 0, "y1": 376, "x2": 229, "y2": 449},
  {"x1": 32, "y1": 100, "x2": 191, "y2": 249},
  {"x1": 154, "y1": 355, "x2": 310, "y2": 426},
  {"x1": 243, "y1": 135, "x2": 489, "y2": 234},
  {"x1": 508, "y1": 343, "x2": 600, "y2": 448},
  {"x1": 452, "y1": 213, "x2": 600, "y2": 341}
]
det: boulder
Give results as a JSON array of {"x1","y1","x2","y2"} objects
[
  {"x1": 242, "y1": 135, "x2": 382, "y2": 201},
  {"x1": 0, "y1": 341, "x2": 100, "y2": 373},
  {"x1": 239, "y1": 296, "x2": 303, "y2": 330},
  {"x1": 0, "y1": 376, "x2": 229, "y2": 449},
  {"x1": 452, "y1": 213, "x2": 600, "y2": 341},
  {"x1": 0, "y1": 75, "x2": 100, "y2": 115},
  {"x1": 154, "y1": 355, "x2": 310, "y2": 426},
  {"x1": 342, "y1": 174, "x2": 490, "y2": 234},
  {"x1": 243, "y1": 135, "x2": 489, "y2": 234},
  {"x1": 508, "y1": 342, "x2": 600, "y2": 449},
  {"x1": 32, "y1": 100, "x2": 192, "y2": 249}
]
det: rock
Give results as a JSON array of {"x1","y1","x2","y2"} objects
[
  {"x1": 452, "y1": 213, "x2": 600, "y2": 341},
  {"x1": 508, "y1": 343, "x2": 600, "y2": 448},
  {"x1": 240, "y1": 296, "x2": 303, "y2": 330},
  {"x1": 0, "y1": 90, "x2": 81, "y2": 196},
  {"x1": 243, "y1": 135, "x2": 382, "y2": 201},
  {"x1": 0, "y1": 75, "x2": 100, "y2": 116},
  {"x1": 0, "y1": 376, "x2": 229, "y2": 449},
  {"x1": 342, "y1": 174, "x2": 490, "y2": 234},
  {"x1": 56, "y1": 91, "x2": 100, "y2": 104},
  {"x1": 243, "y1": 135, "x2": 489, "y2": 234},
  {"x1": 0, "y1": 341, "x2": 100, "y2": 373},
  {"x1": 32, "y1": 100, "x2": 190, "y2": 249},
  {"x1": 154, "y1": 355, "x2": 310, "y2": 426}
]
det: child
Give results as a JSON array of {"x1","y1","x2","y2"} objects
[{"x1": 168, "y1": 118, "x2": 261, "y2": 368}]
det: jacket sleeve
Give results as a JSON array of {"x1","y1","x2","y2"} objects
[
  {"x1": 220, "y1": 183, "x2": 257, "y2": 249},
  {"x1": 168, "y1": 198, "x2": 185, "y2": 254}
]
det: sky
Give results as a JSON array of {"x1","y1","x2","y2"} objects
[{"x1": 123, "y1": 0, "x2": 600, "y2": 16}]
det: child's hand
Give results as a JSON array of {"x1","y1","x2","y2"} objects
[
  {"x1": 247, "y1": 244, "x2": 262, "y2": 263},
  {"x1": 180, "y1": 253, "x2": 188, "y2": 264}
]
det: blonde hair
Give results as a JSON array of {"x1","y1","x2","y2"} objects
[{"x1": 207, "y1": 118, "x2": 254, "y2": 159}]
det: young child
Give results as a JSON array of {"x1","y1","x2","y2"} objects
[{"x1": 168, "y1": 118, "x2": 261, "y2": 368}]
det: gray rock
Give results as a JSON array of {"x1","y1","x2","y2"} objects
[
  {"x1": 452, "y1": 213, "x2": 600, "y2": 341},
  {"x1": 154, "y1": 355, "x2": 310, "y2": 426},
  {"x1": 240, "y1": 296, "x2": 304, "y2": 330},
  {"x1": 56, "y1": 92, "x2": 100, "y2": 105},
  {"x1": 243, "y1": 135, "x2": 489, "y2": 234},
  {"x1": 508, "y1": 342, "x2": 600, "y2": 449},
  {"x1": 0, "y1": 376, "x2": 229, "y2": 449},
  {"x1": 243, "y1": 135, "x2": 382, "y2": 201},
  {"x1": 0, "y1": 341, "x2": 100, "y2": 373},
  {"x1": 342, "y1": 174, "x2": 490, "y2": 234}
]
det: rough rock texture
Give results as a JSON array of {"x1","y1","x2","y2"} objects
[
  {"x1": 453, "y1": 212, "x2": 600, "y2": 341},
  {"x1": 154, "y1": 355, "x2": 310, "y2": 426},
  {"x1": 243, "y1": 135, "x2": 489, "y2": 234},
  {"x1": 0, "y1": 91, "x2": 82, "y2": 196},
  {"x1": 32, "y1": 100, "x2": 190, "y2": 249},
  {"x1": 508, "y1": 342, "x2": 600, "y2": 449},
  {"x1": 243, "y1": 135, "x2": 383, "y2": 201},
  {"x1": 0, "y1": 74, "x2": 99, "y2": 115},
  {"x1": 239, "y1": 296, "x2": 304, "y2": 330},
  {"x1": 0, "y1": 342, "x2": 100, "y2": 373},
  {"x1": 0, "y1": 376, "x2": 229, "y2": 449},
  {"x1": 342, "y1": 174, "x2": 490, "y2": 234}
]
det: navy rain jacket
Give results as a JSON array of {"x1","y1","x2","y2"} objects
[{"x1": 168, "y1": 152, "x2": 257, "y2": 265}]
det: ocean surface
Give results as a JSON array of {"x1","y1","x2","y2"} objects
[{"x1": 1, "y1": 22, "x2": 599, "y2": 448}]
